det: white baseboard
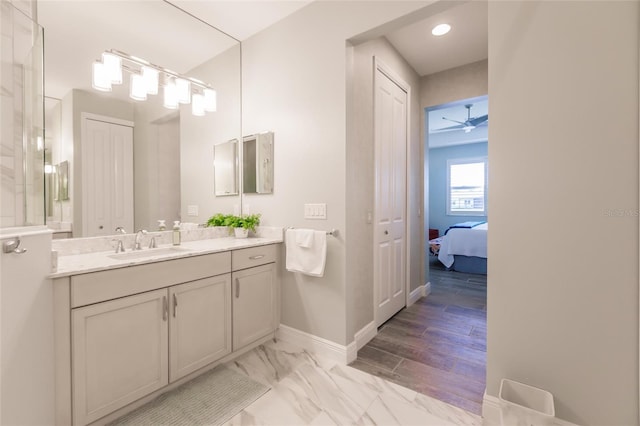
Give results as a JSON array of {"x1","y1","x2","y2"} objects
[
  {"x1": 482, "y1": 392, "x2": 579, "y2": 426},
  {"x1": 276, "y1": 325, "x2": 354, "y2": 365},
  {"x1": 482, "y1": 393, "x2": 501, "y2": 426},
  {"x1": 354, "y1": 321, "x2": 377, "y2": 351},
  {"x1": 407, "y1": 282, "x2": 430, "y2": 307}
]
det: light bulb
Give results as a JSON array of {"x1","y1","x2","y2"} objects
[
  {"x1": 192, "y1": 94, "x2": 205, "y2": 116},
  {"x1": 142, "y1": 66, "x2": 159, "y2": 95},
  {"x1": 102, "y1": 52, "x2": 122, "y2": 84},
  {"x1": 130, "y1": 73, "x2": 147, "y2": 101},
  {"x1": 176, "y1": 78, "x2": 191, "y2": 104},
  {"x1": 203, "y1": 89, "x2": 217, "y2": 112},
  {"x1": 431, "y1": 23, "x2": 451, "y2": 36},
  {"x1": 92, "y1": 61, "x2": 112, "y2": 92},
  {"x1": 163, "y1": 81, "x2": 178, "y2": 109}
]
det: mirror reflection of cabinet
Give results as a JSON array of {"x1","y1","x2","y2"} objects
[
  {"x1": 214, "y1": 139, "x2": 239, "y2": 196},
  {"x1": 242, "y1": 132, "x2": 273, "y2": 194}
]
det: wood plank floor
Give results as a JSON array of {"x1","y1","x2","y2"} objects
[{"x1": 349, "y1": 256, "x2": 487, "y2": 415}]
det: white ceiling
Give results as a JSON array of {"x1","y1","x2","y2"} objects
[
  {"x1": 38, "y1": 0, "x2": 309, "y2": 100},
  {"x1": 385, "y1": 0, "x2": 488, "y2": 77},
  {"x1": 38, "y1": 0, "x2": 487, "y2": 135}
]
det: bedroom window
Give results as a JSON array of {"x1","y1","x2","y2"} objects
[{"x1": 447, "y1": 157, "x2": 487, "y2": 216}]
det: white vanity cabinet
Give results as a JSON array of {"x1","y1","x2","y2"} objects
[
  {"x1": 231, "y1": 245, "x2": 279, "y2": 351},
  {"x1": 71, "y1": 289, "x2": 169, "y2": 425},
  {"x1": 53, "y1": 244, "x2": 279, "y2": 426},
  {"x1": 169, "y1": 275, "x2": 232, "y2": 382}
]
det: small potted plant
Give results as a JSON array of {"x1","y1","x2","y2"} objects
[
  {"x1": 205, "y1": 213, "x2": 261, "y2": 238},
  {"x1": 231, "y1": 214, "x2": 261, "y2": 238}
]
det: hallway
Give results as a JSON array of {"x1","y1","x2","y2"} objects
[{"x1": 350, "y1": 258, "x2": 487, "y2": 414}]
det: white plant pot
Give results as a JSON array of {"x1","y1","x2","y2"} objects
[{"x1": 234, "y1": 228, "x2": 249, "y2": 238}]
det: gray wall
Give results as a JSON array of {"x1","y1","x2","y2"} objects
[
  {"x1": 347, "y1": 36, "x2": 423, "y2": 340},
  {"x1": 242, "y1": 1, "x2": 431, "y2": 345},
  {"x1": 180, "y1": 45, "x2": 241, "y2": 225},
  {"x1": 487, "y1": 1, "x2": 638, "y2": 424}
]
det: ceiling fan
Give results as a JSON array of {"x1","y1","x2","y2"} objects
[{"x1": 439, "y1": 104, "x2": 488, "y2": 133}]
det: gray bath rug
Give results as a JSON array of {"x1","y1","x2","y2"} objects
[{"x1": 109, "y1": 366, "x2": 269, "y2": 425}]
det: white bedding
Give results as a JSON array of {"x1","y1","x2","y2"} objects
[{"x1": 438, "y1": 222, "x2": 487, "y2": 268}]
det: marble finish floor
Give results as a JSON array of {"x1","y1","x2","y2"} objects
[
  {"x1": 350, "y1": 256, "x2": 487, "y2": 415},
  {"x1": 222, "y1": 339, "x2": 482, "y2": 425}
]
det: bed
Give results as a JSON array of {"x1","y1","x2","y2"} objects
[{"x1": 437, "y1": 222, "x2": 487, "y2": 274}]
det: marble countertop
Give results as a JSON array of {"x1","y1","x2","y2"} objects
[{"x1": 50, "y1": 235, "x2": 283, "y2": 278}]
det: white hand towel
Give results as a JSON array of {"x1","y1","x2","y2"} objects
[
  {"x1": 285, "y1": 229, "x2": 327, "y2": 277},
  {"x1": 295, "y1": 229, "x2": 315, "y2": 248}
]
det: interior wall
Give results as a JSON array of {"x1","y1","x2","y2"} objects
[
  {"x1": 428, "y1": 141, "x2": 487, "y2": 236},
  {"x1": 347, "y1": 36, "x2": 422, "y2": 340},
  {"x1": 420, "y1": 59, "x2": 488, "y2": 109},
  {"x1": 487, "y1": 1, "x2": 638, "y2": 424},
  {"x1": 242, "y1": 0, "x2": 433, "y2": 345},
  {"x1": 180, "y1": 45, "x2": 241, "y2": 226}
]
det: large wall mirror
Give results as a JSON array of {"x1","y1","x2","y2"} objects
[{"x1": 39, "y1": 1, "x2": 241, "y2": 238}]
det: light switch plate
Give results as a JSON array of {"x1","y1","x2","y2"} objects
[
  {"x1": 187, "y1": 205, "x2": 199, "y2": 216},
  {"x1": 304, "y1": 203, "x2": 327, "y2": 220}
]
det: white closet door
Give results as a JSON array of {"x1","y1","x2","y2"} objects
[
  {"x1": 110, "y1": 123, "x2": 134, "y2": 233},
  {"x1": 83, "y1": 117, "x2": 133, "y2": 237},
  {"x1": 374, "y1": 65, "x2": 408, "y2": 327}
]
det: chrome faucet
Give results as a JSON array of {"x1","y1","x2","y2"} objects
[
  {"x1": 112, "y1": 239, "x2": 125, "y2": 253},
  {"x1": 115, "y1": 226, "x2": 127, "y2": 234},
  {"x1": 134, "y1": 229, "x2": 148, "y2": 250},
  {"x1": 149, "y1": 236, "x2": 157, "y2": 249}
]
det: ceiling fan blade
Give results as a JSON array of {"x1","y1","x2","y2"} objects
[
  {"x1": 431, "y1": 124, "x2": 465, "y2": 133},
  {"x1": 442, "y1": 117, "x2": 466, "y2": 125},
  {"x1": 468, "y1": 114, "x2": 488, "y2": 127}
]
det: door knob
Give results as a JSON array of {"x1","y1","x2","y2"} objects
[
  {"x1": 99, "y1": 225, "x2": 104, "y2": 229},
  {"x1": 384, "y1": 230, "x2": 389, "y2": 235}
]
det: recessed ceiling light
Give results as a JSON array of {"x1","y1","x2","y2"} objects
[{"x1": 432, "y1": 23, "x2": 451, "y2": 36}]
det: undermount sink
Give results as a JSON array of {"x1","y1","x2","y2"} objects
[{"x1": 108, "y1": 246, "x2": 192, "y2": 261}]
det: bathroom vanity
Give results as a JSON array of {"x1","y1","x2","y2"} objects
[{"x1": 51, "y1": 235, "x2": 281, "y2": 425}]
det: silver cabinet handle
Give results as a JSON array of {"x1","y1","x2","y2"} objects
[
  {"x1": 2, "y1": 237, "x2": 27, "y2": 254},
  {"x1": 249, "y1": 255, "x2": 265, "y2": 260},
  {"x1": 162, "y1": 296, "x2": 168, "y2": 321},
  {"x1": 235, "y1": 278, "x2": 240, "y2": 298},
  {"x1": 173, "y1": 294, "x2": 178, "y2": 318}
]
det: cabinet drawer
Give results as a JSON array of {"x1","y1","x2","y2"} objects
[
  {"x1": 232, "y1": 244, "x2": 277, "y2": 271},
  {"x1": 71, "y1": 252, "x2": 231, "y2": 308}
]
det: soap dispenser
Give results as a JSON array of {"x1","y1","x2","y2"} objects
[{"x1": 172, "y1": 221, "x2": 181, "y2": 246}]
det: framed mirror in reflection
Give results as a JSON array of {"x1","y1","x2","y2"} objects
[
  {"x1": 39, "y1": 1, "x2": 241, "y2": 238},
  {"x1": 242, "y1": 132, "x2": 274, "y2": 194},
  {"x1": 214, "y1": 139, "x2": 239, "y2": 196}
]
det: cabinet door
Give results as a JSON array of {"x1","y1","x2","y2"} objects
[
  {"x1": 232, "y1": 263, "x2": 277, "y2": 350},
  {"x1": 169, "y1": 275, "x2": 232, "y2": 382},
  {"x1": 72, "y1": 289, "x2": 168, "y2": 425}
]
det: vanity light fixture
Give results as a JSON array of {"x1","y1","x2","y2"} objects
[
  {"x1": 141, "y1": 66, "x2": 159, "y2": 95},
  {"x1": 91, "y1": 49, "x2": 217, "y2": 116},
  {"x1": 192, "y1": 93, "x2": 205, "y2": 116},
  {"x1": 102, "y1": 52, "x2": 122, "y2": 84},
  {"x1": 163, "y1": 80, "x2": 179, "y2": 109},
  {"x1": 129, "y1": 73, "x2": 147, "y2": 101},
  {"x1": 431, "y1": 23, "x2": 451, "y2": 36},
  {"x1": 91, "y1": 61, "x2": 112, "y2": 92}
]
